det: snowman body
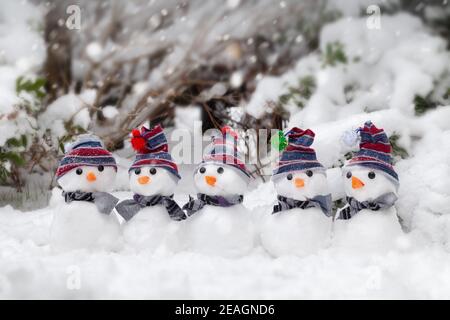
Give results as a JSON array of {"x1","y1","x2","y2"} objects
[
  {"x1": 260, "y1": 170, "x2": 332, "y2": 257},
  {"x1": 51, "y1": 201, "x2": 120, "y2": 251},
  {"x1": 121, "y1": 166, "x2": 183, "y2": 251},
  {"x1": 51, "y1": 165, "x2": 120, "y2": 251},
  {"x1": 187, "y1": 204, "x2": 254, "y2": 257},
  {"x1": 185, "y1": 163, "x2": 254, "y2": 257},
  {"x1": 333, "y1": 206, "x2": 401, "y2": 253},
  {"x1": 122, "y1": 205, "x2": 182, "y2": 252},
  {"x1": 333, "y1": 167, "x2": 403, "y2": 253}
]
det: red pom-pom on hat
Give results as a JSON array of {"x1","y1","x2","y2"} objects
[
  {"x1": 221, "y1": 126, "x2": 238, "y2": 139},
  {"x1": 131, "y1": 129, "x2": 141, "y2": 138},
  {"x1": 130, "y1": 128, "x2": 147, "y2": 153}
]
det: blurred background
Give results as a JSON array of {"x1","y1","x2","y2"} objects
[{"x1": 0, "y1": 0, "x2": 449, "y2": 210}]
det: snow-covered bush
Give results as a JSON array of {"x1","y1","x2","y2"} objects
[
  {"x1": 1, "y1": 0, "x2": 342, "y2": 192},
  {"x1": 0, "y1": 1, "x2": 45, "y2": 189},
  {"x1": 245, "y1": 12, "x2": 450, "y2": 248}
]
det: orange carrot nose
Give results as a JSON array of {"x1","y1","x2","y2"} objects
[
  {"x1": 86, "y1": 171, "x2": 97, "y2": 182},
  {"x1": 352, "y1": 176, "x2": 365, "y2": 189},
  {"x1": 138, "y1": 176, "x2": 151, "y2": 185},
  {"x1": 294, "y1": 178, "x2": 305, "y2": 188},
  {"x1": 205, "y1": 175, "x2": 217, "y2": 186}
]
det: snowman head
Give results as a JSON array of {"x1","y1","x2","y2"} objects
[
  {"x1": 272, "y1": 127, "x2": 328, "y2": 200},
  {"x1": 129, "y1": 165, "x2": 178, "y2": 196},
  {"x1": 343, "y1": 167, "x2": 397, "y2": 202},
  {"x1": 58, "y1": 165, "x2": 117, "y2": 192},
  {"x1": 274, "y1": 169, "x2": 328, "y2": 201},
  {"x1": 342, "y1": 121, "x2": 399, "y2": 202},
  {"x1": 195, "y1": 126, "x2": 251, "y2": 196},
  {"x1": 194, "y1": 163, "x2": 248, "y2": 196},
  {"x1": 128, "y1": 125, "x2": 181, "y2": 196},
  {"x1": 56, "y1": 135, "x2": 117, "y2": 192}
]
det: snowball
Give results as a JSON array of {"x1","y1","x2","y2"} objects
[
  {"x1": 86, "y1": 42, "x2": 104, "y2": 62},
  {"x1": 226, "y1": 0, "x2": 241, "y2": 9},
  {"x1": 230, "y1": 71, "x2": 243, "y2": 88},
  {"x1": 102, "y1": 106, "x2": 119, "y2": 119}
]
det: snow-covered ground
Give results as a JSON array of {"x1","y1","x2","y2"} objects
[
  {"x1": 2, "y1": 179, "x2": 450, "y2": 299},
  {"x1": 1, "y1": 1, "x2": 450, "y2": 299}
]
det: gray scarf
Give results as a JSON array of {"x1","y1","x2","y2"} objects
[
  {"x1": 273, "y1": 194, "x2": 332, "y2": 217},
  {"x1": 115, "y1": 194, "x2": 186, "y2": 222},
  {"x1": 337, "y1": 192, "x2": 398, "y2": 220},
  {"x1": 182, "y1": 193, "x2": 244, "y2": 217},
  {"x1": 62, "y1": 190, "x2": 119, "y2": 215}
]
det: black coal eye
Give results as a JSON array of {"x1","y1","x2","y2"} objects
[
  {"x1": 368, "y1": 171, "x2": 376, "y2": 179},
  {"x1": 98, "y1": 165, "x2": 104, "y2": 172},
  {"x1": 134, "y1": 168, "x2": 141, "y2": 175},
  {"x1": 199, "y1": 167, "x2": 206, "y2": 174},
  {"x1": 287, "y1": 173, "x2": 293, "y2": 180},
  {"x1": 346, "y1": 171, "x2": 352, "y2": 179},
  {"x1": 306, "y1": 170, "x2": 313, "y2": 177},
  {"x1": 76, "y1": 168, "x2": 83, "y2": 175},
  {"x1": 150, "y1": 168, "x2": 157, "y2": 175},
  {"x1": 217, "y1": 167, "x2": 224, "y2": 174}
]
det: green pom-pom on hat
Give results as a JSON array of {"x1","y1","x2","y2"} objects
[{"x1": 271, "y1": 130, "x2": 288, "y2": 151}]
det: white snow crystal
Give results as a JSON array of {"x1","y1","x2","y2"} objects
[
  {"x1": 230, "y1": 71, "x2": 244, "y2": 88},
  {"x1": 86, "y1": 42, "x2": 104, "y2": 63},
  {"x1": 102, "y1": 106, "x2": 119, "y2": 119}
]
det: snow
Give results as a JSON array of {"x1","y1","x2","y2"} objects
[
  {"x1": 2, "y1": 192, "x2": 450, "y2": 299},
  {"x1": 0, "y1": 66, "x2": 20, "y2": 115},
  {"x1": 0, "y1": 0, "x2": 44, "y2": 146},
  {"x1": 1, "y1": 6, "x2": 450, "y2": 299},
  {"x1": 245, "y1": 76, "x2": 285, "y2": 119},
  {"x1": 38, "y1": 90, "x2": 97, "y2": 138},
  {"x1": 0, "y1": 0, "x2": 45, "y2": 67},
  {"x1": 245, "y1": 13, "x2": 449, "y2": 125},
  {"x1": 174, "y1": 106, "x2": 201, "y2": 132},
  {"x1": 102, "y1": 106, "x2": 119, "y2": 119},
  {"x1": 85, "y1": 42, "x2": 104, "y2": 63},
  {"x1": 260, "y1": 207, "x2": 332, "y2": 258},
  {"x1": 230, "y1": 71, "x2": 244, "y2": 88}
]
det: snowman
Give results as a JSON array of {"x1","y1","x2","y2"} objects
[
  {"x1": 333, "y1": 121, "x2": 402, "y2": 253},
  {"x1": 115, "y1": 125, "x2": 186, "y2": 251},
  {"x1": 182, "y1": 127, "x2": 254, "y2": 257},
  {"x1": 260, "y1": 128, "x2": 333, "y2": 257},
  {"x1": 51, "y1": 135, "x2": 120, "y2": 251}
]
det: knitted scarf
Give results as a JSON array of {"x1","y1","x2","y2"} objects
[
  {"x1": 182, "y1": 193, "x2": 244, "y2": 217},
  {"x1": 115, "y1": 194, "x2": 186, "y2": 222},
  {"x1": 62, "y1": 190, "x2": 119, "y2": 215},
  {"x1": 337, "y1": 192, "x2": 398, "y2": 220},
  {"x1": 272, "y1": 194, "x2": 332, "y2": 217}
]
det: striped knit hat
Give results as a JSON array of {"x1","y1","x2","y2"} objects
[
  {"x1": 200, "y1": 126, "x2": 251, "y2": 180},
  {"x1": 272, "y1": 127, "x2": 325, "y2": 179},
  {"x1": 344, "y1": 121, "x2": 399, "y2": 185},
  {"x1": 56, "y1": 135, "x2": 117, "y2": 180},
  {"x1": 129, "y1": 125, "x2": 180, "y2": 180}
]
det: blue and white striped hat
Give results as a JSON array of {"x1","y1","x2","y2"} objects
[
  {"x1": 272, "y1": 127, "x2": 325, "y2": 179},
  {"x1": 345, "y1": 121, "x2": 399, "y2": 185},
  {"x1": 130, "y1": 125, "x2": 181, "y2": 180},
  {"x1": 199, "y1": 126, "x2": 251, "y2": 181},
  {"x1": 56, "y1": 135, "x2": 117, "y2": 180}
]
